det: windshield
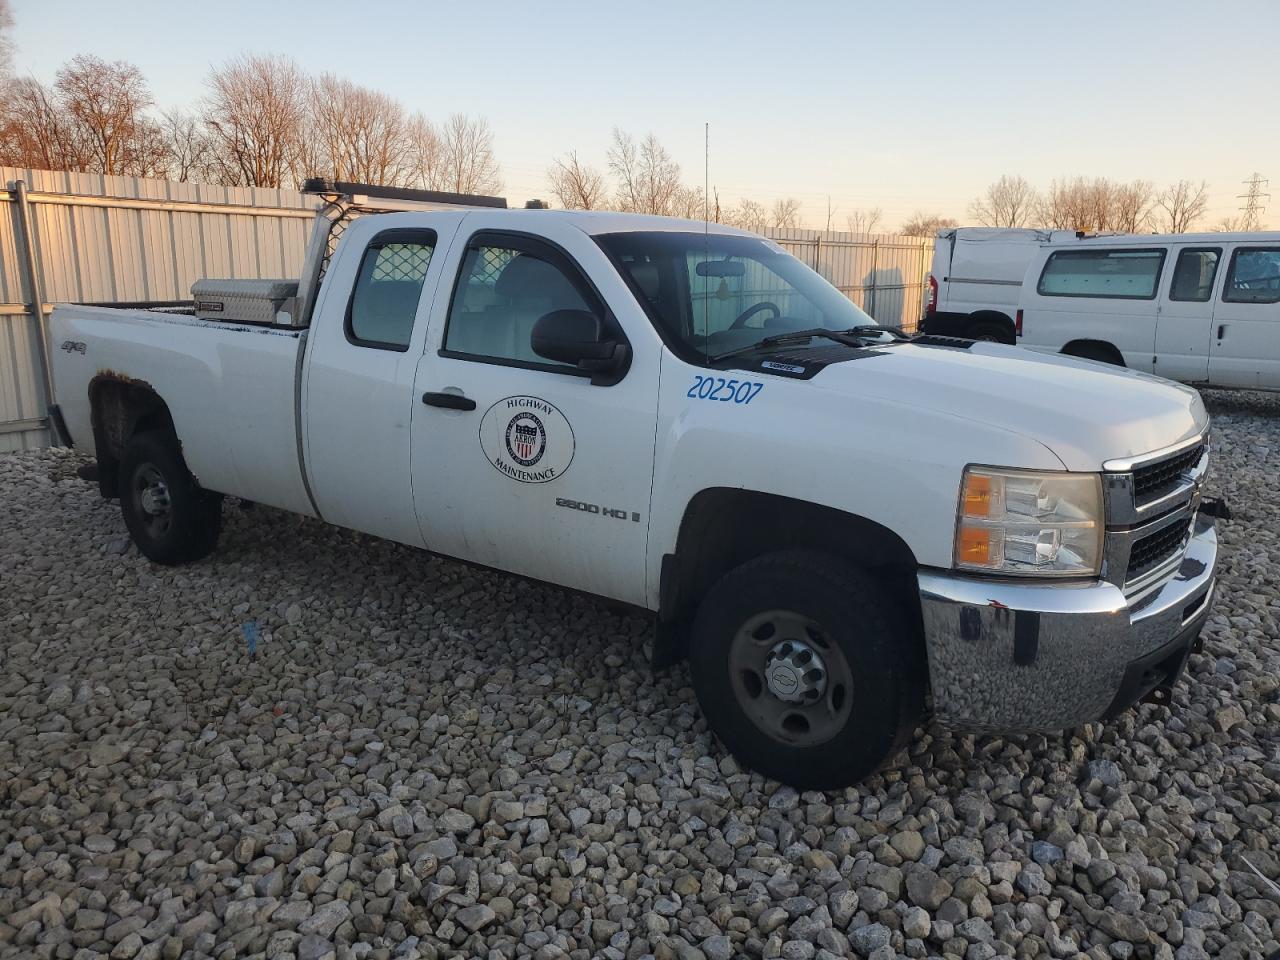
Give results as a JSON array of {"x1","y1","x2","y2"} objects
[{"x1": 597, "y1": 231, "x2": 876, "y2": 360}]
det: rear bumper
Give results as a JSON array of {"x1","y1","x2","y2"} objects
[{"x1": 917, "y1": 513, "x2": 1217, "y2": 732}]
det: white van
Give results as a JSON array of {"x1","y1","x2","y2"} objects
[
  {"x1": 1017, "y1": 232, "x2": 1280, "y2": 391},
  {"x1": 922, "y1": 227, "x2": 1085, "y2": 342}
]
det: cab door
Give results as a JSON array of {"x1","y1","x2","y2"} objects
[
  {"x1": 1153, "y1": 246, "x2": 1220, "y2": 383},
  {"x1": 408, "y1": 214, "x2": 662, "y2": 606},
  {"x1": 302, "y1": 213, "x2": 465, "y2": 546},
  {"x1": 1210, "y1": 245, "x2": 1280, "y2": 389}
]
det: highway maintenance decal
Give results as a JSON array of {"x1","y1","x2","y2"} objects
[{"x1": 479, "y1": 396, "x2": 576, "y2": 483}]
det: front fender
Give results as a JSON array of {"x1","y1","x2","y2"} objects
[{"x1": 646, "y1": 354, "x2": 1064, "y2": 608}]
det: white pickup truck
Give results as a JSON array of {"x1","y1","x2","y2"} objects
[{"x1": 50, "y1": 181, "x2": 1224, "y2": 788}]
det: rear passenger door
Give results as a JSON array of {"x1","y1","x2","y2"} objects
[
  {"x1": 303, "y1": 214, "x2": 465, "y2": 547},
  {"x1": 1154, "y1": 246, "x2": 1220, "y2": 383},
  {"x1": 1210, "y1": 246, "x2": 1280, "y2": 389},
  {"x1": 409, "y1": 217, "x2": 661, "y2": 607}
]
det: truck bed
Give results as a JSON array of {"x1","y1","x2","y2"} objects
[{"x1": 51, "y1": 304, "x2": 315, "y2": 516}]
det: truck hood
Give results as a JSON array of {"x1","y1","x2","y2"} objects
[{"x1": 810, "y1": 342, "x2": 1207, "y2": 471}]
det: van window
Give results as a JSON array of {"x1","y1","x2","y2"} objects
[
  {"x1": 1169, "y1": 249, "x2": 1221, "y2": 302},
  {"x1": 1036, "y1": 249, "x2": 1165, "y2": 300},
  {"x1": 1222, "y1": 248, "x2": 1280, "y2": 304}
]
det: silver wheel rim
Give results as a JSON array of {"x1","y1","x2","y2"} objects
[
  {"x1": 132, "y1": 463, "x2": 172, "y2": 539},
  {"x1": 727, "y1": 609, "x2": 854, "y2": 746}
]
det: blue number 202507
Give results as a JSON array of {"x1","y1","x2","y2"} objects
[{"x1": 686, "y1": 375, "x2": 764, "y2": 405}]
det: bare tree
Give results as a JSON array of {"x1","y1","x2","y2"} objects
[
  {"x1": 546, "y1": 151, "x2": 607, "y2": 210},
  {"x1": 608, "y1": 129, "x2": 682, "y2": 215},
  {"x1": 0, "y1": 77, "x2": 86, "y2": 169},
  {"x1": 54, "y1": 55, "x2": 157, "y2": 175},
  {"x1": 1210, "y1": 215, "x2": 1244, "y2": 232},
  {"x1": 1112, "y1": 180, "x2": 1154, "y2": 233},
  {"x1": 0, "y1": 0, "x2": 14, "y2": 80},
  {"x1": 671, "y1": 185, "x2": 707, "y2": 220},
  {"x1": 1154, "y1": 179, "x2": 1210, "y2": 233},
  {"x1": 159, "y1": 109, "x2": 212, "y2": 181},
  {"x1": 436, "y1": 113, "x2": 501, "y2": 195},
  {"x1": 969, "y1": 175, "x2": 1038, "y2": 227},
  {"x1": 771, "y1": 197, "x2": 802, "y2": 229},
  {"x1": 405, "y1": 113, "x2": 443, "y2": 190},
  {"x1": 1038, "y1": 177, "x2": 1113, "y2": 231},
  {"x1": 728, "y1": 198, "x2": 769, "y2": 233},
  {"x1": 845, "y1": 208, "x2": 883, "y2": 235},
  {"x1": 204, "y1": 54, "x2": 307, "y2": 187},
  {"x1": 1033, "y1": 176, "x2": 1155, "y2": 233},
  {"x1": 306, "y1": 74, "x2": 413, "y2": 186},
  {"x1": 900, "y1": 211, "x2": 958, "y2": 237}
]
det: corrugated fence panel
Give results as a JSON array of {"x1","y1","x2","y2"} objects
[
  {"x1": 0, "y1": 167, "x2": 321, "y2": 449},
  {"x1": 762, "y1": 227, "x2": 933, "y2": 331},
  {"x1": 0, "y1": 166, "x2": 932, "y2": 451}
]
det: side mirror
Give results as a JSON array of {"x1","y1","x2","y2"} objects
[{"x1": 531, "y1": 309, "x2": 629, "y2": 384}]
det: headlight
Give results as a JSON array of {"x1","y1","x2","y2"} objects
[{"x1": 954, "y1": 467, "x2": 1102, "y2": 577}]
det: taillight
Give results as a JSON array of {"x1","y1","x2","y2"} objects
[
  {"x1": 925, "y1": 274, "x2": 938, "y2": 315},
  {"x1": 1015, "y1": 309, "x2": 1023, "y2": 337}
]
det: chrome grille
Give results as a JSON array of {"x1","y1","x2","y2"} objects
[
  {"x1": 1101, "y1": 429, "x2": 1209, "y2": 593},
  {"x1": 1126, "y1": 514, "x2": 1192, "y2": 582},
  {"x1": 1132, "y1": 442, "x2": 1206, "y2": 503}
]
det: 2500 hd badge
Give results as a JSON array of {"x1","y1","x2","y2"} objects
[{"x1": 479, "y1": 396, "x2": 575, "y2": 483}]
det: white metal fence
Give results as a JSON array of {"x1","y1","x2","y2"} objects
[{"x1": 0, "y1": 168, "x2": 933, "y2": 452}]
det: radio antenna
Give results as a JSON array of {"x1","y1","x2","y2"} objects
[{"x1": 704, "y1": 121, "x2": 710, "y2": 366}]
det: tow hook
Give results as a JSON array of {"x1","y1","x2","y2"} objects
[
  {"x1": 1201, "y1": 497, "x2": 1232, "y2": 521},
  {"x1": 1141, "y1": 684, "x2": 1174, "y2": 707}
]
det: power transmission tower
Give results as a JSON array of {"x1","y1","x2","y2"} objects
[{"x1": 1238, "y1": 173, "x2": 1270, "y2": 230}]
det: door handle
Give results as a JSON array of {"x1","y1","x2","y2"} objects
[
  {"x1": 422, "y1": 391, "x2": 476, "y2": 411},
  {"x1": 1217, "y1": 324, "x2": 1225, "y2": 340}
]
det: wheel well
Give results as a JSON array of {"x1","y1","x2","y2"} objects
[
  {"x1": 88, "y1": 375, "x2": 177, "y2": 498},
  {"x1": 662, "y1": 489, "x2": 920, "y2": 627},
  {"x1": 1062, "y1": 339, "x2": 1125, "y2": 365},
  {"x1": 965, "y1": 311, "x2": 1015, "y2": 342}
]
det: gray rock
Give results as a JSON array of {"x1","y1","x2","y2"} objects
[
  {"x1": 905, "y1": 869, "x2": 952, "y2": 911},
  {"x1": 455, "y1": 904, "x2": 496, "y2": 933},
  {"x1": 298, "y1": 900, "x2": 350, "y2": 938},
  {"x1": 903, "y1": 906, "x2": 930, "y2": 940},
  {"x1": 849, "y1": 922, "x2": 891, "y2": 955},
  {"x1": 298, "y1": 934, "x2": 336, "y2": 960}
]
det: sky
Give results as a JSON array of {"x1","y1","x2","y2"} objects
[{"x1": 10, "y1": 0, "x2": 1276, "y2": 230}]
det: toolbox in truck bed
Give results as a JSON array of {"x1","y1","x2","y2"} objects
[{"x1": 192, "y1": 279, "x2": 300, "y2": 325}]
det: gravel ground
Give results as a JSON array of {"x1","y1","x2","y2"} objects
[{"x1": 1, "y1": 390, "x2": 1277, "y2": 960}]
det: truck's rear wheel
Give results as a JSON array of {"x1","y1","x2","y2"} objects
[
  {"x1": 967, "y1": 320, "x2": 1012, "y2": 343},
  {"x1": 119, "y1": 430, "x2": 222, "y2": 565},
  {"x1": 689, "y1": 550, "x2": 922, "y2": 789}
]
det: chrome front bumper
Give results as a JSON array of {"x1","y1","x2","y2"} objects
[{"x1": 918, "y1": 513, "x2": 1217, "y2": 732}]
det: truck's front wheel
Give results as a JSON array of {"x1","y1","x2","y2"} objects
[
  {"x1": 689, "y1": 550, "x2": 922, "y2": 789},
  {"x1": 119, "y1": 430, "x2": 222, "y2": 565}
]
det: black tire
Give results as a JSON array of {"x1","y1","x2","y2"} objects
[
  {"x1": 118, "y1": 429, "x2": 222, "y2": 565},
  {"x1": 1063, "y1": 343, "x2": 1124, "y2": 366},
  {"x1": 967, "y1": 321, "x2": 1012, "y2": 344},
  {"x1": 689, "y1": 549, "x2": 923, "y2": 790}
]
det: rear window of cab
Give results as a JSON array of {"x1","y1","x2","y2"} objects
[{"x1": 1037, "y1": 248, "x2": 1166, "y2": 300}]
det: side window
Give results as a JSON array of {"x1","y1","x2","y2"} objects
[
  {"x1": 1222, "y1": 248, "x2": 1280, "y2": 305},
  {"x1": 347, "y1": 231, "x2": 436, "y2": 350},
  {"x1": 444, "y1": 236, "x2": 602, "y2": 368},
  {"x1": 1036, "y1": 249, "x2": 1165, "y2": 300},
  {"x1": 1168, "y1": 248, "x2": 1221, "y2": 302}
]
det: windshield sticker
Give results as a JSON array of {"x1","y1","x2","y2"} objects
[
  {"x1": 479, "y1": 396, "x2": 575, "y2": 483},
  {"x1": 686, "y1": 375, "x2": 764, "y2": 404}
]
